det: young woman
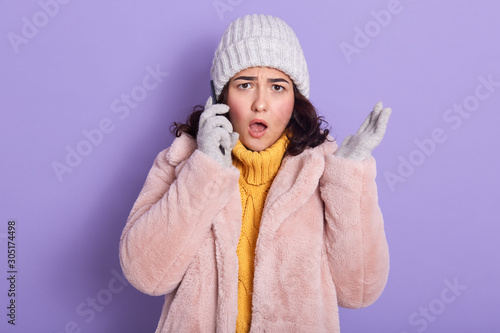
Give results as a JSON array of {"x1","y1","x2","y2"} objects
[{"x1": 120, "y1": 14, "x2": 391, "y2": 333}]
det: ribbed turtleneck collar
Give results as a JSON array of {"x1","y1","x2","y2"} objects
[{"x1": 232, "y1": 133, "x2": 288, "y2": 186}]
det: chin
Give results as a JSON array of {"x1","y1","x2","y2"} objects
[{"x1": 241, "y1": 139, "x2": 268, "y2": 152}]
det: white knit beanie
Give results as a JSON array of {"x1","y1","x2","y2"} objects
[{"x1": 211, "y1": 14, "x2": 310, "y2": 99}]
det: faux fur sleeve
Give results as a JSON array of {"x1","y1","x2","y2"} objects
[
  {"x1": 119, "y1": 146, "x2": 240, "y2": 296},
  {"x1": 319, "y1": 154, "x2": 389, "y2": 308}
]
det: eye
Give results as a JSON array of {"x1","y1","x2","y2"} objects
[
  {"x1": 238, "y1": 82, "x2": 251, "y2": 89},
  {"x1": 272, "y1": 84, "x2": 285, "y2": 92}
]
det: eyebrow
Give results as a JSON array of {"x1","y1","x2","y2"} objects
[{"x1": 233, "y1": 76, "x2": 291, "y2": 85}]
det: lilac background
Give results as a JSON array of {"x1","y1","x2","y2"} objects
[{"x1": 1, "y1": 0, "x2": 499, "y2": 332}]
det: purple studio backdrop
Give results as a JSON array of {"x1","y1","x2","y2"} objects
[{"x1": 1, "y1": 0, "x2": 499, "y2": 332}]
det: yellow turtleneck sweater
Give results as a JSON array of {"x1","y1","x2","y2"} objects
[{"x1": 232, "y1": 134, "x2": 288, "y2": 333}]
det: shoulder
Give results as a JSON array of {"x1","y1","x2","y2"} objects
[
  {"x1": 277, "y1": 136, "x2": 337, "y2": 178},
  {"x1": 164, "y1": 132, "x2": 198, "y2": 166},
  {"x1": 150, "y1": 133, "x2": 197, "y2": 170},
  {"x1": 286, "y1": 135, "x2": 338, "y2": 162},
  {"x1": 310, "y1": 135, "x2": 338, "y2": 156}
]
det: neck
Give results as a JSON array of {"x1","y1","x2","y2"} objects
[{"x1": 232, "y1": 133, "x2": 288, "y2": 185}]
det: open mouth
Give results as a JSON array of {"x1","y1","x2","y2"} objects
[{"x1": 248, "y1": 119, "x2": 268, "y2": 138}]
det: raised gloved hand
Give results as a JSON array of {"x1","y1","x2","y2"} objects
[
  {"x1": 197, "y1": 96, "x2": 239, "y2": 167},
  {"x1": 335, "y1": 101, "x2": 392, "y2": 161}
]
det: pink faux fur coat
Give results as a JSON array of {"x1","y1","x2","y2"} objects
[{"x1": 119, "y1": 133, "x2": 389, "y2": 332}]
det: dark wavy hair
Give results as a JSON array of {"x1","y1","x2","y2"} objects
[{"x1": 170, "y1": 83, "x2": 330, "y2": 156}]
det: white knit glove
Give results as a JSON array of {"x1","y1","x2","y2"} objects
[
  {"x1": 335, "y1": 102, "x2": 392, "y2": 161},
  {"x1": 197, "y1": 97, "x2": 239, "y2": 168}
]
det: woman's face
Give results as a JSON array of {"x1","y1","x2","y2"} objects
[{"x1": 226, "y1": 67, "x2": 295, "y2": 152}]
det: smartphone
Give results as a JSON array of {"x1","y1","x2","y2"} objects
[
  {"x1": 210, "y1": 80, "x2": 217, "y2": 104},
  {"x1": 210, "y1": 80, "x2": 225, "y2": 155}
]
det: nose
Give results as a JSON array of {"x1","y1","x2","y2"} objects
[{"x1": 252, "y1": 88, "x2": 267, "y2": 113}]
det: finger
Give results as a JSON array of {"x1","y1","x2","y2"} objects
[
  {"x1": 198, "y1": 109, "x2": 211, "y2": 130},
  {"x1": 211, "y1": 103, "x2": 230, "y2": 115},
  {"x1": 219, "y1": 130, "x2": 233, "y2": 152},
  {"x1": 205, "y1": 96, "x2": 213, "y2": 109},
  {"x1": 230, "y1": 132, "x2": 239, "y2": 149},
  {"x1": 211, "y1": 127, "x2": 232, "y2": 151},
  {"x1": 199, "y1": 96, "x2": 214, "y2": 128},
  {"x1": 361, "y1": 107, "x2": 391, "y2": 151},
  {"x1": 358, "y1": 102, "x2": 383, "y2": 134},
  {"x1": 199, "y1": 103, "x2": 230, "y2": 128},
  {"x1": 339, "y1": 135, "x2": 354, "y2": 150},
  {"x1": 373, "y1": 101, "x2": 383, "y2": 114},
  {"x1": 365, "y1": 102, "x2": 383, "y2": 133},
  {"x1": 357, "y1": 111, "x2": 374, "y2": 134},
  {"x1": 199, "y1": 106, "x2": 217, "y2": 129},
  {"x1": 371, "y1": 102, "x2": 384, "y2": 125},
  {"x1": 374, "y1": 107, "x2": 392, "y2": 137},
  {"x1": 203, "y1": 115, "x2": 234, "y2": 134}
]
